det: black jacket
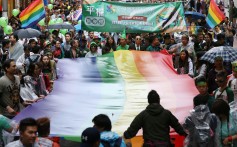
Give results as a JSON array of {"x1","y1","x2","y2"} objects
[
  {"x1": 129, "y1": 43, "x2": 146, "y2": 51},
  {"x1": 124, "y1": 103, "x2": 187, "y2": 142}
]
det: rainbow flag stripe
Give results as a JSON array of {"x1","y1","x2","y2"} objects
[
  {"x1": 13, "y1": 51, "x2": 197, "y2": 138},
  {"x1": 19, "y1": 0, "x2": 45, "y2": 28},
  {"x1": 206, "y1": 0, "x2": 225, "y2": 28}
]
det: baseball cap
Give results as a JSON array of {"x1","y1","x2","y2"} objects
[
  {"x1": 90, "y1": 42, "x2": 97, "y2": 47},
  {"x1": 81, "y1": 127, "x2": 100, "y2": 147}
]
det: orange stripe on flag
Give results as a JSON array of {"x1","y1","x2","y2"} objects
[
  {"x1": 209, "y1": 7, "x2": 222, "y2": 24},
  {"x1": 210, "y1": 0, "x2": 225, "y2": 21},
  {"x1": 19, "y1": 0, "x2": 42, "y2": 16}
]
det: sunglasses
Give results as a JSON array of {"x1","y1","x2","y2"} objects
[
  {"x1": 136, "y1": 38, "x2": 141, "y2": 40},
  {"x1": 91, "y1": 45, "x2": 97, "y2": 48}
]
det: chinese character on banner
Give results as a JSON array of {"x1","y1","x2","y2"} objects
[
  {"x1": 96, "y1": 7, "x2": 104, "y2": 17},
  {"x1": 87, "y1": 6, "x2": 95, "y2": 15}
]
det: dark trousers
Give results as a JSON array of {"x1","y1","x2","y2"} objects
[{"x1": 143, "y1": 140, "x2": 174, "y2": 147}]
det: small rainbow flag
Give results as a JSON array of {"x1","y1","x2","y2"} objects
[
  {"x1": 206, "y1": 0, "x2": 225, "y2": 28},
  {"x1": 19, "y1": 0, "x2": 46, "y2": 28}
]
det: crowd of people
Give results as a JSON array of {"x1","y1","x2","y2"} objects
[{"x1": 0, "y1": 0, "x2": 237, "y2": 146}]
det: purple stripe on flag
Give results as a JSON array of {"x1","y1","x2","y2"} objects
[{"x1": 13, "y1": 58, "x2": 125, "y2": 136}]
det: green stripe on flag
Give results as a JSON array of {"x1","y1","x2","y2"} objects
[
  {"x1": 97, "y1": 53, "x2": 123, "y2": 83},
  {"x1": 207, "y1": 14, "x2": 218, "y2": 26},
  {"x1": 21, "y1": 7, "x2": 45, "y2": 24},
  {"x1": 64, "y1": 136, "x2": 81, "y2": 142}
]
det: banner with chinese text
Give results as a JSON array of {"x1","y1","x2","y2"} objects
[{"x1": 82, "y1": 0, "x2": 187, "y2": 33}]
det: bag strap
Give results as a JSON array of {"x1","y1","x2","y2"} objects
[
  {"x1": 228, "y1": 80, "x2": 232, "y2": 87},
  {"x1": 216, "y1": 87, "x2": 227, "y2": 99}
]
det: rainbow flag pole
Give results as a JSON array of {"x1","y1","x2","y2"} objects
[
  {"x1": 19, "y1": 0, "x2": 46, "y2": 28},
  {"x1": 206, "y1": 0, "x2": 225, "y2": 28}
]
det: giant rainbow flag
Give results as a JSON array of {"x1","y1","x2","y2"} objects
[
  {"x1": 19, "y1": 0, "x2": 46, "y2": 28},
  {"x1": 14, "y1": 51, "x2": 197, "y2": 139},
  {"x1": 206, "y1": 0, "x2": 225, "y2": 28}
]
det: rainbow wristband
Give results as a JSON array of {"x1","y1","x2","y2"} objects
[{"x1": 228, "y1": 136, "x2": 233, "y2": 142}]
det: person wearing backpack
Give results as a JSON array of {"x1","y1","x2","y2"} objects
[
  {"x1": 213, "y1": 71, "x2": 234, "y2": 104},
  {"x1": 20, "y1": 45, "x2": 41, "y2": 76},
  {"x1": 16, "y1": 45, "x2": 33, "y2": 75},
  {"x1": 92, "y1": 114, "x2": 126, "y2": 147},
  {"x1": 183, "y1": 94, "x2": 219, "y2": 147}
]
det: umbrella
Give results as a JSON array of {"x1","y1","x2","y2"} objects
[
  {"x1": 14, "y1": 28, "x2": 42, "y2": 38},
  {"x1": 200, "y1": 46, "x2": 237, "y2": 63},
  {"x1": 185, "y1": 11, "x2": 205, "y2": 19},
  {"x1": 47, "y1": 23, "x2": 74, "y2": 29},
  {"x1": 74, "y1": 24, "x2": 81, "y2": 31}
]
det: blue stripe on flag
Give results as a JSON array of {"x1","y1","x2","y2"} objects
[
  {"x1": 22, "y1": 14, "x2": 45, "y2": 28},
  {"x1": 21, "y1": 10, "x2": 45, "y2": 28},
  {"x1": 206, "y1": 18, "x2": 215, "y2": 29},
  {"x1": 43, "y1": 0, "x2": 48, "y2": 5}
]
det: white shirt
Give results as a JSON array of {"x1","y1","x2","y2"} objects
[
  {"x1": 85, "y1": 51, "x2": 102, "y2": 58},
  {"x1": 16, "y1": 52, "x2": 34, "y2": 74},
  {"x1": 135, "y1": 44, "x2": 140, "y2": 51},
  {"x1": 6, "y1": 140, "x2": 40, "y2": 147},
  {"x1": 214, "y1": 88, "x2": 229, "y2": 103},
  {"x1": 58, "y1": 33, "x2": 66, "y2": 43},
  {"x1": 228, "y1": 75, "x2": 237, "y2": 101}
]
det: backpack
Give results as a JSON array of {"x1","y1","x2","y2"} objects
[
  {"x1": 25, "y1": 55, "x2": 41, "y2": 73},
  {"x1": 101, "y1": 137, "x2": 122, "y2": 147},
  {"x1": 213, "y1": 87, "x2": 233, "y2": 103},
  {"x1": 27, "y1": 54, "x2": 41, "y2": 65}
]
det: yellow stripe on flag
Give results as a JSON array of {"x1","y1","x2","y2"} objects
[
  {"x1": 113, "y1": 51, "x2": 149, "y2": 134},
  {"x1": 209, "y1": 6, "x2": 222, "y2": 24},
  {"x1": 131, "y1": 51, "x2": 177, "y2": 112},
  {"x1": 113, "y1": 51, "x2": 177, "y2": 135},
  {"x1": 20, "y1": 3, "x2": 44, "y2": 22}
]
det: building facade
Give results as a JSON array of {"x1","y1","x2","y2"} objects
[{"x1": 0, "y1": 0, "x2": 32, "y2": 17}]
